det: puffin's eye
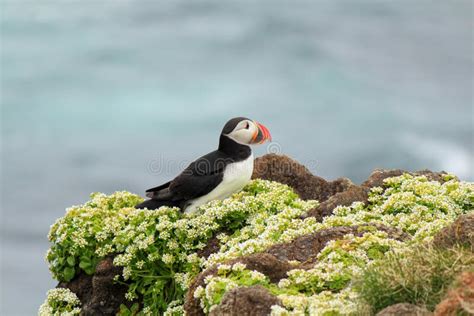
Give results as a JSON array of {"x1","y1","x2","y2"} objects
[{"x1": 245, "y1": 122, "x2": 250, "y2": 129}]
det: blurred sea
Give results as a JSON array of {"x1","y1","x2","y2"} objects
[{"x1": 1, "y1": 1, "x2": 473, "y2": 314}]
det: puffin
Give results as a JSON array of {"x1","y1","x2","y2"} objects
[{"x1": 135, "y1": 117, "x2": 272, "y2": 213}]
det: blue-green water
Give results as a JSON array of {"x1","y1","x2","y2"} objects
[{"x1": 1, "y1": 1, "x2": 472, "y2": 314}]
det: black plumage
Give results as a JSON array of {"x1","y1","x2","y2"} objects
[{"x1": 136, "y1": 117, "x2": 255, "y2": 211}]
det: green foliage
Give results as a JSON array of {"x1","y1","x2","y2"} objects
[
  {"x1": 194, "y1": 262, "x2": 285, "y2": 313},
  {"x1": 200, "y1": 174, "x2": 473, "y2": 315},
  {"x1": 354, "y1": 245, "x2": 474, "y2": 313},
  {"x1": 41, "y1": 174, "x2": 474, "y2": 315},
  {"x1": 46, "y1": 191, "x2": 144, "y2": 282},
  {"x1": 118, "y1": 303, "x2": 139, "y2": 316},
  {"x1": 325, "y1": 174, "x2": 474, "y2": 241},
  {"x1": 45, "y1": 180, "x2": 314, "y2": 315}
]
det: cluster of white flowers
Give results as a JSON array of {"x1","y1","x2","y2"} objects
[
  {"x1": 323, "y1": 174, "x2": 473, "y2": 242},
  {"x1": 38, "y1": 288, "x2": 81, "y2": 316},
  {"x1": 197, "y1": 231, "x2": 404, "y2": 315},
  {"x1": 163, "y1": 300, "x2": 185, "y2": 316},
  {"x1": 44, "y1": 180, "x2": 314, "y2": 315},
  {"x1": 271, "y1": 288, "x2": 361, "y2": 316},
  {"x1": 42, "y1": 174, "x2": 472, "y2": 315},
  {"x1": 195, "y1": 174, "x2": 473, "y2": 315},
  {"x1": 194, "y1": 262, "x2": 274, "y2": 313},
  {"x1": 204, "y1": 205, "x2": 319, "y2": 267},
  {"x1": 269, "y1": 232, "x2": 404, "y2": 314}
]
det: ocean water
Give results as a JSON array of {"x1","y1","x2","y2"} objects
[{"x1": 1, "y1": 1, "x2": 472, "y2": 314}]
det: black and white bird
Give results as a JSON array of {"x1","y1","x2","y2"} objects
[{"x1": 136, "y1": 117, "x2": 272, "y2": 213}]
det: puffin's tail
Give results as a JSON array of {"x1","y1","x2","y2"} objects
[{"x1": 135, "y1": 199, "x2": 182, "y2": 210}]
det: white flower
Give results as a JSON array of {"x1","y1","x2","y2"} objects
[
  {"x1": 217, "y1": 264, "x2": 231, "y2": 274},
  {"x1": 162, "y1": 254, "x2": 175, "y2": 265},
  {"x1": 231, "y1": 262, "x2": 247, "y2": 272},
  {"x1": 39, "y1": 288, "x2": 81, "y2": 316},
  {"x1": 194, "y1": 286, "x2": 205, "y2": 299},
  {"x1": 249, "y1": 270, "x2": 266, "y2": 282},
  {"x1": 42, "y1": 176, "x2": 473, "y2": 315}
]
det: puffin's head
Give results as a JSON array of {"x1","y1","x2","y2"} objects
[{"x1": 221, "y1": 117, "x2": 272, "y2": 145}]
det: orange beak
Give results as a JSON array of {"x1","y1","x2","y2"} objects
[{"x1": 251, "y1": 121, "x2": 272, "y2": 144}]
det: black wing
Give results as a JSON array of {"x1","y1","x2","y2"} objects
[
  {"x1": 145, "y1": 181, "x2": 172, "y2": 199},
  {"x1": 145, "y1": 150, "x2": 233, "y2": 202}
]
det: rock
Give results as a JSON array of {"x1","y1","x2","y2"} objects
[
  {"x1": 412, "y1": 170, "x2": 454, "y2": 184},
  {"x1": 304, "y1": 185, "x2": 369, "y2": 220},
  {"x1": 252, "y1": 154, "x2": 353, "y2": 202},
  {"x1": 186, "y1": 225, "x2": 410, "y2": 315},
  {"x1": 57, "y1": 272, "x2": 93, "y2": 306},
  {"x1": 376, "y1": 303, "x2": 432, "y2": 316},
  {"x1": 58, "y1": 257, "x2": 129, "y2": 316},
  {"x1": 197, "y1": 229, "x2": 234, "y2": 259},
  {"x1": 362, "y1": 169, "x2": 407, "y2": 188},
  {"x1": 53, "y1": 159, "x2": 460, "y2": 315},
  {"x1": 266, "y1": 225, "x2": 409, "y2": 268},
  {"x1": 209, "y1": 285, "x2": 281, "y2": 316},
  {"x1": 433, "y1": 213, "x2": 474, "y2": 251},
  {"x1": 362, "y1": 169, "x2": 451, "y2": 188},
  {"x1": 434, "y1": 271, "x2": 474, "y2": 316},
  {"x1": 197, "y1": 234, "x2": 223, "y2": 259},
  {"x1": 184, "y1": 253, "x2": 291, "y2": 316},
  {"x1": 305, "y1": 168, "x2": 451, "y2": 221}
]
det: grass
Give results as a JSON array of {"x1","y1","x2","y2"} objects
[{"x1": 354, "y1": 244, "x2": 474, "y2": 313}]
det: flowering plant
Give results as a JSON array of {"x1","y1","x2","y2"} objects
[
  {"x1": 44, "y1": 180, "x2": 315, "y2": 315},
  {"x1": 197, "y1": 174, "x2": 473, "y2": 315},
  {"x1": 41, "y1": 174, "x2": 473, "y2": 315},
  {"x1": 38, "y1": 288, "x2": 81, "y2": 316}
]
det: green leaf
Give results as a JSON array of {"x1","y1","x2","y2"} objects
[
  {"x1": 63, "y1": 266, "x2": 75, "y2": 282},
  {"x1": 130, "y1": 303, "x2": 139, "y2": 313},
  {"x1": 67, "y1": 256, "x2": 76, "y2": 266},
  {"x1": 84, "y1": 265, "x2": 95, "y2": 275},
  {"x1": 79, "y1": 260, "x2": 91, "y2": 270},
  {"x1": 118, "y1": 304, "x2": 131, "y2": 316}
]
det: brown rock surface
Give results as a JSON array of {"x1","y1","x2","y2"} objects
[
  {"x1": 305, "y1": 168, "x2": 452, "y2": 221},
  {"x1": 185, "y1": 224, "x2": 409, "y2": 315},
  {"x1": 266, "y1": 224, "x2": 409, "y2": 267},
  {"x1": 433, "y1": 213, "x2": 474, "y2": 251},
  {"x1": 434, "y1": 271, "x2": 474, "y2": 316},
  {"x1": 376, "y1": 303, "x2": 432, "y2": 316},
  {"x1": 252, "y1": 154, "x2": 353, "y2": 202},
  {"x1": 362, "y1": 169, "x2": 407, "y2": 188},
  {"x1": 363, "y1": 169, "x2": 451, "y2": 188},
  {"x1": 197, "y1": 234, "x2": 224, "y2": 259},
  {"x1": 304, "y1": 185, "x2": 370, "y2": 220},
  {"x1": 58, "y1": 257, "x2": 129, "y2": 316},
  {"x1": 57, "y1": 272, "x2": 93, "y2": 306},
  {"x1": 209, "y1": 285, "x2": 281, "y2": 316},
  {"x1": 184, "y1": 253, "x2": 290, "y2": 316}
]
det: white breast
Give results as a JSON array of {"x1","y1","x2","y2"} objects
[{"x1": 185, "y1": 154, "x2": 254, "y2": 213}]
